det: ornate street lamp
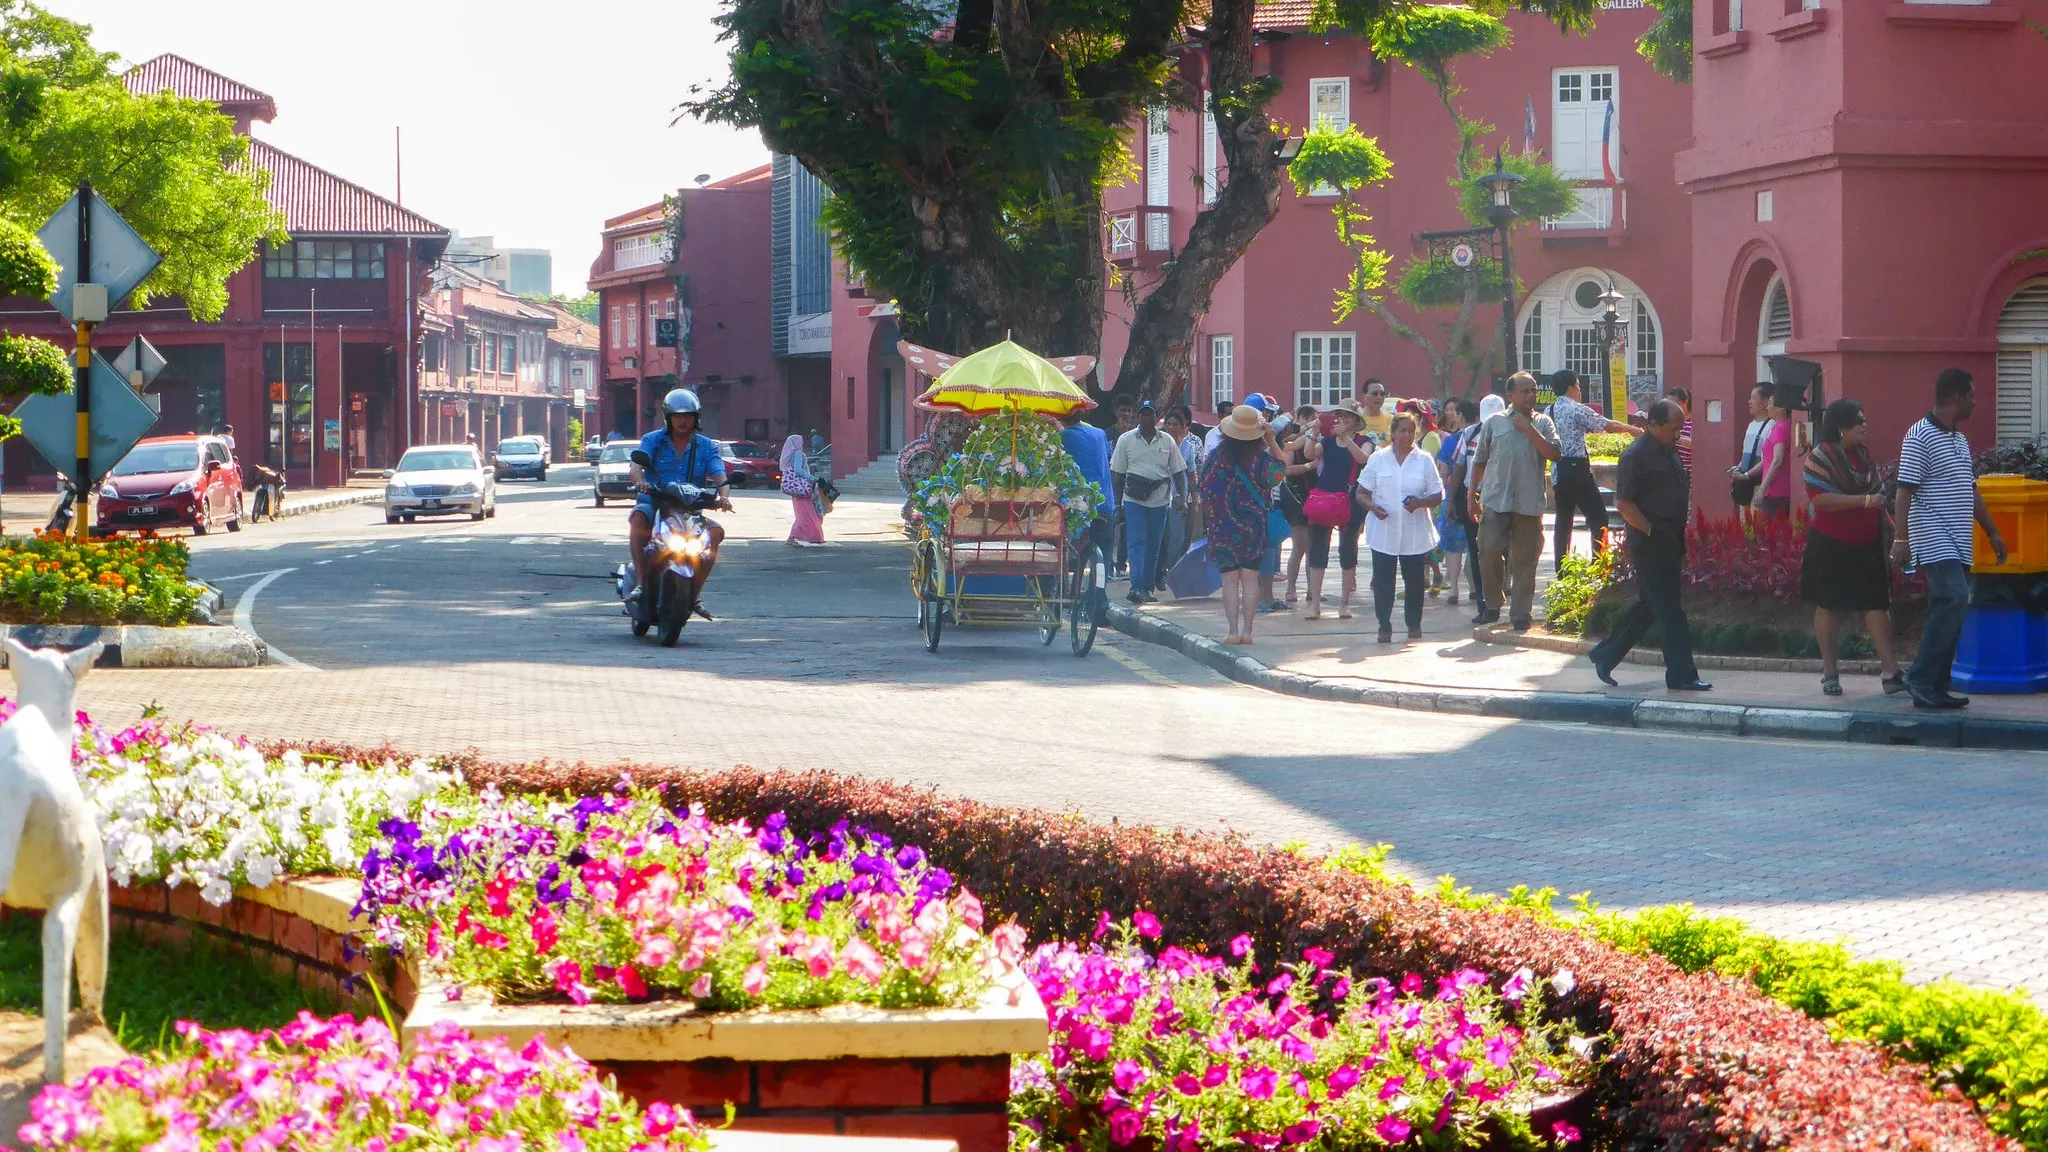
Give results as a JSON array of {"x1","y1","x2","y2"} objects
[
  {"x1": 1592, "y1": 278, "x2": 1630, "y2": 415},
  {"x1": 1476, "y1": 154, "x2": 1526, "y2": 386}
]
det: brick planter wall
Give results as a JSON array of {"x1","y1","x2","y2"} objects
[
  {"x1": 601, "y1": 1056, "x2": 1010, "y2": 1150},
  {"x1": 105, "y1": 880, "x2": 414, "y2": 1014}
]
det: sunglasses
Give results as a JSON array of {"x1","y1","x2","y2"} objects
[{"x1": 1365, "y1": 389, "x2": 1385, "y2": 398}]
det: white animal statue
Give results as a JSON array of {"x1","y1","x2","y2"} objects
[{"x1": 0, "y1": 638, "x2": 107, "y2": 1084}]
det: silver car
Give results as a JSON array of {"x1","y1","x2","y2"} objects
[
  {"x1": 385, "y1": 445, "x2": 498, "y2": 523},
  {"x1": 592, "y1": 441, "x2": 637, "y2": 507},
  {"x1": 492, "y1": 435, "x2": 548, "y2": 481}
]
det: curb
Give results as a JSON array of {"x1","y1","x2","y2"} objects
[
  {"x1": 1105, "y1": 605, "x2": 2048, "y2": 749},
  {"x1": 275, "y1": 490, "x2": 382, "y2": 519},
  {"x1": 1480, "y1": 624, "x2": 1886, "y2": 677},
  {"x1": 0, "y1": 622, "x2": 266, "y2": 668}
]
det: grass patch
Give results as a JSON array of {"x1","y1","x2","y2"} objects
[{"x1": 0, "y1": 909, "x2": 339, "y2": 1052}]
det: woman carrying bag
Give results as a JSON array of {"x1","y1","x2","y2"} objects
[
  {"x1": 780, "y1": 434, "x2": 825, "y2": 546},
  {"x1": 1201, "y1": 408, "x2": 1286, "y2": 645},
  {"x1": 1799, "y1": 398, "x2": 1904, "y2": 697},
  {"x1": 1301, "y1": 400, "x2": 1372, "y2": 619}
]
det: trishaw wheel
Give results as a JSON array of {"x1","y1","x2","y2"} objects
[
  {"x1": 1070, "y1": 542, "x2": 1103, "y2": 657},
  {"x1": 923, "y1": 586, "x2": 944, "y2": 652},
  {"x1": 921, "y1": 544, "x2": 944, "y2": 653}
]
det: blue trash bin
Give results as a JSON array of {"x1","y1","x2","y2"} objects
[{"x1": 1952, "y1": 605, "x2": 2048, "y2": 694}]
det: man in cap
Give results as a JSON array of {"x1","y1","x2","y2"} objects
[{"x1": 1110, "y1": 400, "x2": 1187, "y2": 605}]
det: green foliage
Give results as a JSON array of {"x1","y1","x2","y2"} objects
[
  {"x1": 566, "y1": 416, "x2": 585, "y2": 449},
  {"x1": 1543, "y1": 548, "x2": 1619, "y2": 635},
  {"x1": 1584, "y1": 431, "x2": 1634, "y2": 461},
  {"x1": 1395, "y1": 253, "x2": 1504, "y2": 309},
  {"x1": 0, "y1": 914, "x2": 338, "y2": 1053},
  {"x1": 0, "y1": 211, "x2": 54, "y2": 295},
  {"x1": 1288, "y1": 127, "x2": 1395, "y2": 322},
  {"x1": 0, "y1": 330, "x2": 67, "y2": 398},
  {"x1": 1455, "y1": 149, "x2": 1577, "y2": 227},
  {"x1": 1313, "y1": 0, "x2": 1602, "y2": 36},
  {"x1": 1369, "y1": 6, "x2": 1510, "y2": 90},
  {"x1": 0, "y1": 0, "x2": 114, "y2": 88},
  {"x1": 521, "y1": 290, "x2": 600, "y2": 324},
  {"x1": 1637, "y1": 0, "x2": 1694, "y2": 84}
]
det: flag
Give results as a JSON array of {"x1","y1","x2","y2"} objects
[
  {"x1": 1522, "y1": 96, "x2": 1537, "y2": 155},
  {"x1": 1600, "y1": 99, "x2": 1617, "y2": 184}
]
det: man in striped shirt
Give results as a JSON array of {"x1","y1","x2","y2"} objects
[{"x1": 1892, "y1": 368, "x2": 2007, "y2": 710}]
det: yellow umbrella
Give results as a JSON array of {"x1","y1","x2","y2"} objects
[{"x1": 909, "y1": 339, "x2": 1097, "y2": 417}]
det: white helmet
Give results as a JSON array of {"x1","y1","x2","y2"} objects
[{"x1": 662, "y1": 388, "x2": 702, "y2": 416}]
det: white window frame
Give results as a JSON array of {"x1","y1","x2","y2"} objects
[
  {"x1": 1293, "y1": 332, "x2": 1355, "y2": 408},
  {"x1": 1551, "y1": 68, "x2": 1620, "y2": 183},
  {"x1": 1520, "y1": 303, "x2": 1544, "y2": 373},
  {"x1": 1306, "y1": 79, "x2": 1350, "y2": 198},
  {"x1": 1202, "y1": 105, "x2": 1220, "y2": 206},
  {"x1": 1633, "y1": 296, "x2": 1660, "y2": 377},
  {"x1": 1757, "y1": 274, "x2": 1791, "y2": 382},
  {"x1": 1210, "y1": 335, "x2": 1235, "y2": 407},
  {"x1": 1145, "y1": 107, "x2": 1171, "y2": 251}
]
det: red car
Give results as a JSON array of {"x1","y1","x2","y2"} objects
[
  {"x1": 719, "y1": 440, "x2": 783, "y2": 489},
  {"x1": 97, "y1": 434, "x2": 245, "y2": 535}
]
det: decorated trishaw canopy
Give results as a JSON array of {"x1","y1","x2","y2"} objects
[{"x1": 909, "y1": 339, "x2": 1096, "y2": 417}]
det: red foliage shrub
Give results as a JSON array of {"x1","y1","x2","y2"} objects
[
  {"x1": 270, "y1": 740, "x2": 2008, "y2": 1151},
  {"x1": 1678, "y1": 510, "x2": 1927, "y2": 607}
]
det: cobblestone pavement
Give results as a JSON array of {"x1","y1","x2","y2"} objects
[{"x1": 64, "y1": 468, "x2": 2048, "y2": 998}]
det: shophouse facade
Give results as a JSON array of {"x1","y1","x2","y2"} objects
[
  {"x1": 416, "y1": 270, "x2": 573, "y2": 456},
  {"x1": 0, "y1": 55, "x2": 449, "y2": 489}
]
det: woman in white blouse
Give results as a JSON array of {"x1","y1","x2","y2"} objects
[{"x1": 1356, "y1": 415, "x2": 1446, "y2": 644}]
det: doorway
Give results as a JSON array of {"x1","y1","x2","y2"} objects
[{"x1": 877, "y1": 357, "x2": 906, "y2": 453}]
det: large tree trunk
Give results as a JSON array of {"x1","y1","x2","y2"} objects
[{"x1": 1112, "y1": 0, "x2": 1283, "y2": 406}]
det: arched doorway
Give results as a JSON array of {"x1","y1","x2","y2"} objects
[
  {"x1": 1514, "y1": 267, "x2": 1666, "y2": 404},
  {"x1": 1997, "y1": 278, "x2": 2048, "y2": 445}
]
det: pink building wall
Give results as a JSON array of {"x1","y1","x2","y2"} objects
[{"x1": 675, "y1": 177, "x2": 782, "y2": 441}]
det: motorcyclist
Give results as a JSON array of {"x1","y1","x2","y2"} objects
[{"x1": 628, "y1": 388, "x2": 732, "y2": 609}]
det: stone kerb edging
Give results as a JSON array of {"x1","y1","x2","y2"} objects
[
  {"x1": 123, "y1": 876, "x2": 1046, "y2": 1152},
  {"x1": 0, "y1": 623, "x2": 265, "y2": 667},
  {"x1": 1105, "y1": 604, "x2": 2048, "y2": 751},
  {"x1": 1477, "y1": 623, "x2": 1886, "y2": 677}
]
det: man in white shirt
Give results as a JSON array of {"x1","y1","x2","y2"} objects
[
  {"x1": 1204, "y1": 400, "x2": 1234, "y2": 456},
  {"x1": 1110, "y1": 401, "x2": 1187, "y2": 605}
]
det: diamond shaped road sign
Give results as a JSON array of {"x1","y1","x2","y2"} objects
[
  {"x1": 16, "y1": 354, "x2": 159, "y2": 485},
  {"x1": 111, "y1": 335, "x2": 167, "y2": 390},
  {"x1": 36, "y1": 187, "x2": 161, "y2": 323}
]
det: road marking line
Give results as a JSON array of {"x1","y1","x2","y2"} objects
[
  {"x1": 202, "y1": 569, "x2": 291, "y2": 582},
  {"x1": 233, "y1": 569, "x2": 318, "y2": 671},
  {"x1": 1102, "y1": 644, "x2": 1180, "y2": 689}
]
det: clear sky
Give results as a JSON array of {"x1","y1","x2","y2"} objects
[{"x1": 47, "y1": 0, "x2": 772, "y2": 296}]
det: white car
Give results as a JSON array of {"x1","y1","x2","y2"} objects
[
  {"x1": 592, "y1": 441, "x2": 637, "y2": 507},
  {"x1": 384, "y1": 445, "x2": 497, "y2": 523}
]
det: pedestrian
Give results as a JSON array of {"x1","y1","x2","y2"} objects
[
  {"x1": 1752, "y1": 389, "x2": 1797, "y2": 521},
  {"x1": 1278, "y1": 421, "x2": 1316, "y2": 607},
  {"x1": 1894, "y1": 368, "x2": 2008, "y2": 710},
  {"x1": 1358, "y1": 413, "x2": 1444, "y2": 643},
  {"x1": 1301, "y1": 400, "x2": 1371, "y2": 620},
  {"x1": 1726, "y1": 382, "x2": 1776, "y2": 527},
  {"x1": 1800, "y1": 398, "x2": 1903, "y2": 697},
  {"x1": 1201, "y1": 407, "x2": 1284, "y2": 645},
  {"x1": 1161, "y1": 404, "x2": 1206, "y2": 583},
  {"x1": 1459, "y1": 393, "x2": 1505, "y2": 614},
  {"x1": 1111, "y1": 401, "x2": 1186, "y2": 606},
  {"x1": 1468, "y1": 371, "x2": 1560, "y2": 630},
  {"x1": 1058, "y1": 408, "x2": 1116, "y2": 600},
  {"x1": 1109, "y1": 400, "x2": 1139, "y2": 577},
  {"x1": 1205, "y1": 399, "x2": 1234, "y2": 456},
  {"x1": 222, "y1": 424, "x2": 237, "y2": 453},
  {"x1": 1667, "y1": 387, "x2": 1695, "y2": 474},
  {"x1": 780, "y1": 433, "x2": 825, "y2": 546},
  {"x1": 1403, "y1": 401, "x2": 1447, "y2": 593},
  {"x1": 1434, "y1": 398, "x2": 1478, "y2": 605},
  {"x1": 1358, "y1": 379, "x2": 1393, "y2": 444},
  {"x1": 1590, "y1": 400, "x2": 1709, "y2": 690},
  {"x1": 1547, "y1": 369, "x2": 1640, "y2": 574}
]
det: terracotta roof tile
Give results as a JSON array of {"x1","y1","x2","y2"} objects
[
  {"x1": 246, "y1": 139, "x2": 447, "y2": 238},
  {"x1": 1254, "y1": 0, "x2": 1319, "y2": 31},
  {"x1": 123, "y1": 54, "x2": 276, "y2": 116}
]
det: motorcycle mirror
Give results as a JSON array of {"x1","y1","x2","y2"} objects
[{"x1": 630, "y1": 450, "x2": 655, "y2": 469}]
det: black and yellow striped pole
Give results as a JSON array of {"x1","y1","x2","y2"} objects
[{"x1": 73, "y1": 179, "x2": 92, "y2": 541}]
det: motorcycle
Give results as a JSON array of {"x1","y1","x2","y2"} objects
[{"x1": 614, "y1": 450, "x2": 722, "y2": 647}]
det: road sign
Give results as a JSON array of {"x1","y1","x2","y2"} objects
[
  {"x1": 111, "y1": 335, "x2": 167, "y2": 391},
  {"x1": 16, "y1": 354, "x2": 160, "y2": 484},
  {"x1": 36, "y1": 187, "x2": 161, "y2": 322},
  {"x1": 573, "y1": 387, "x2": 586, "y2": 407},
  {"x1": 655, "y1": 318, "x2": 679, "y2": 348}
]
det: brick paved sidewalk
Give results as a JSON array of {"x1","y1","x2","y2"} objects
[{"x1": 1119, "y1": 565, "x2": 2048, "y2": 725}]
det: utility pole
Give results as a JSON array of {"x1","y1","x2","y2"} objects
[{"x1": 73, "y1": 180, "x2": 93, "y2": 540}]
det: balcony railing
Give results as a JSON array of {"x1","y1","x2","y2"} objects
[
  {"x1": 1541, "y1": 180, "x2": 1626, "y2": 243},
  {"x1": 1106, "y1": 206, "x2": 1172, "y2": 267}
]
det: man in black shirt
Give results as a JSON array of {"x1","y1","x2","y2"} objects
[{"x1": 1590, "y1": 399, "x2": 1710, "y2": 691}]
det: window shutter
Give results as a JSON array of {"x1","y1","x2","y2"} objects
[
  {"x1": 1202, "y1": 108, "x2": 1220, "y2": 205},
  {"x1": 1765, "y1": 281, "x2": 1793, "y2": 343},
  {"x1": 1996, "y1": 280, "x2": 2048, "y2": 444},
  {"x1": 1520, "y1": 303, "x2": 1544, "y2": 372},
  {"x1": 1145, "y1": 108, "x2": 1171, "y2": 250}
]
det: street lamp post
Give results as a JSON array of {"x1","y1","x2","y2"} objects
[
  {"x1": 1477, "y1": 154, "x2": 1526, "y2": 388},
  {"x1": 1593, "y1": 279, "x2": 1630, "y2": 417}
]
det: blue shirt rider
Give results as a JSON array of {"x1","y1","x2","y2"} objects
[{"x1": 629, "y1": 388, "x2": 731, "y2": 608}]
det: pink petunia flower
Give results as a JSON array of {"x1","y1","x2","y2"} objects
[
  {"x1": 1132, "y1": 911, "x2": 1162, "y2": 939},
  {"x1": 743, "y1": 962, "x2": 770, "y2": 997},
  {"x1": 1239, "y1": 1066, "x2": 1277, "y2": 1099},
  {"x1": 1375, "y1": 1116, "x2": 1412, "y2": 1143},
  {"x1": 842, "y1": 938, "x2": 887, "y2": 985},
  {"x1": 1229, "y1": 934, "x2": 1252, "y2": 958},
  {"x1": 618, "y1": 965, "x2": 649, "y2": 999}
]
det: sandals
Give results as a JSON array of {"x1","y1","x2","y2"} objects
[
  {"x1": 1306, "y1": 608, "x2": 1322, "y2": 620},
  {"x1": 1821, "y1": 672, "x2": 1843, "y2": 697},
  {"x1": 1337, "y1": 606, "x2": 1353, "y2": 620},
  {"x1": 1881, "y1": 672, "x2": 1907, "y2": 696}
]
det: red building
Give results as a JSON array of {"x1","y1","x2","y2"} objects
[
  {"x1": 1680, "y1": 0, "x2": 2048, "y2": 499},
  {"x1": 2, "y1": 55, "x2": 448, "y2": 489},
  {"x1": 588, "y1": 167, "x2": 783, "y2": 442},
  {"x1": 417, "y1": 270, "x2": 577, "y2": 456}
]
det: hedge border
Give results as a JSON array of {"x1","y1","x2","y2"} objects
[{"x1": 268, "y1": 740, "x2": 2007, "y2": 1151}]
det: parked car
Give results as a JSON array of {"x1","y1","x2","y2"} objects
[
  {"x1": 492, "y1": 435, "x2": 548, "y2": 481},
  {"x1": 384, "y1": 445, "x2": 497, "y2": 523},
  {"x1": 584, "y1": 436, "x2": 607, "y2": 464},
  {"x1": 97, "y1": 434, "x2": 244, "y2": 536},
  {"x1": 720, "y1": 440, "x2": 782, "y2": 489},
  {"x1": 592, "y1": 441, "x2": 637, "y2": 507}
]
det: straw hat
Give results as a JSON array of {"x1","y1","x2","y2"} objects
[
  {"x1": 1330, "y1": 399, "x2": 1364, "y2": 421},
  {"x1": 1219, "y1": 407, "x2": 1267, "y2": 441}
]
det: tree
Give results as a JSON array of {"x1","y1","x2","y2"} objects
[
  {"x1": 1636, "y1": 0, "x2": 1691, "y2": 83},
  {"x1": 523, "y1": 291, "x2": 600, "y2": 324},
  {"x1": 1292, "y1": 5, "x2": 1575, "y2": 398},
  {"x1": 690, "y1": 0, "x2": 1603, "y2": 408}
]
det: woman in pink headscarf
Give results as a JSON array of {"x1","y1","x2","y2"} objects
[{"x1": 780, "y1": 434, "x2": 825, "y2": 545}]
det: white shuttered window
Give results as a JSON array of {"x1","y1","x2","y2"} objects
[
  {"x1": 1202, "y1": 107, "x2": 1220, "y2": 205},
  {"x1": 1210, "y1": 335, "x2": 1235, "y2": 407},
  {"x1": 1997, "y1": 279, "x2": 2048, "y2": 445},
  {"x1": 1295, "y1": 333, "x2": 1355, "y2": 408},
  {"x1": 1145, "y1": 107, "x2": 1171, "y2": 251}
]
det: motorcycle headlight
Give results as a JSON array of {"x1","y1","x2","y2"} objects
[{"x1": 169, "y1": 479, "x2": 195, "y2": 496}]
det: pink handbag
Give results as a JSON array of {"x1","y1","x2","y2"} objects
[{"x1": 1303, "y1": 488, "x2": 1351, "y2": 529}]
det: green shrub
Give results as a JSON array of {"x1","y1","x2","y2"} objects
[
  {"x1": 1584, "y1": 432, "x2": 1635, "y2": 461},
  {"x1": 1543, "y1": 549, "x2": 1619, "y2": 635}
]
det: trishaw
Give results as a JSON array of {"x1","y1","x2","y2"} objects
[
  {"x1": 912, "y1": 484, "x2": 1106, "y2": 656},
  {"x1": 900, "y1": 338, "x2": 1108, "y2": 657}
]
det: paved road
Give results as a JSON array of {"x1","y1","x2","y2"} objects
[{"x1": 69, "y1": 467, "x2": 2048, "y2": 998}]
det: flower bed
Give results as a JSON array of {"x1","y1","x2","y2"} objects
[
  {"x1": 0, "y1": 534, "x2": 204, "y2": 625},
  {"x1": 909, "y1": 411, "x2": 1103, "y2": 534},
  {"x1": 16, "y1": 1014, "x2": 709, "y2": 1152}
]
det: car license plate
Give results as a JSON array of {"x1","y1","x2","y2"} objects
[
  {"x1": 423, "y1": 499, "x2": 442, "y2": 509},
  {"x1": 134, "y1": 505, "x2": 156, "y2": 516}
]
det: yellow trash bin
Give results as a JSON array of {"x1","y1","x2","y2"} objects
[{"x1": 1973, "y1": 475, "x2": 2048, "y2": 574}]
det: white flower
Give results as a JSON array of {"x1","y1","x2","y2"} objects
[
  {"x1": 1567, "y1": 1035, "x2": 1597, "y2": 1059},
  {"x1": 200, "y1": 878, "x2": 232, "y2": 906},
  {"x1": 1551, "y1": 968, "x2": 1576, "y2": 997}
]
